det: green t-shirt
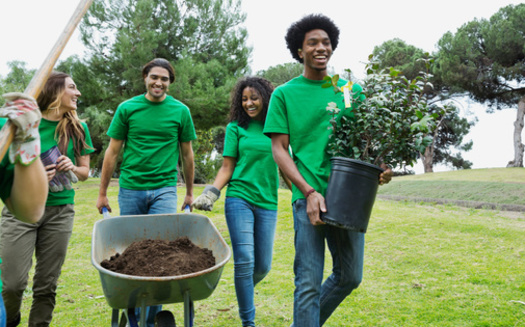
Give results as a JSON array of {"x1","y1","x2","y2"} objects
[
  {"x1": 108, "y1": 94, "x2": 197, "y2": 190},
  {"x1": 263, "y1": 75, "x2": 359, "y2": 203},
  {"x1": 40, "y1": 118, "x2": 95, "y2": 206},
  {"x1": 0, "y1": 119, "x2": 14, "y2": 205},
  {"x1": 223, "y1": 120, "x2": 279, "y2": 210}
]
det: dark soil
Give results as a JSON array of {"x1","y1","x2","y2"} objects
[{"x1": 100, "y1": 237, "x2": 216, "y2": 277}]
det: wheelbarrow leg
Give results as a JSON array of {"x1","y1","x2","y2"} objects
[
  {"x1": 183, "y1": 291, "x2": 194, "y2": 327},
  {"x1": 111, "y1": 309, "x2": 120, "y2": 327}
]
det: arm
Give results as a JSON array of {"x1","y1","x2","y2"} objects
[
  {"x1": 270, "y1": 133, "x2": 325, "y2": 226},
  {"x1": 179, "y1": 140, "x2": 194, "y2": 211},
  {"x1": 280, "y1": 168, "x2": 293, "y2": 191},
  {"x1": 96, "y1": 138, "x2": 123, "y2": 213},
  {"x1": 211, "y1": 157, "x2": 236, "y2": 191},
  {"x1": 5, "y1": 158, "x2": 48, "y2": 223}
]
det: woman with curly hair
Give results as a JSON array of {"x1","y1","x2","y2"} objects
[
  {"x1": 193, "y1": 76, "x2": 290, "y2": 327},
  {"x1": 0, "y1": 72, "x2": 94, "y2": 327}
]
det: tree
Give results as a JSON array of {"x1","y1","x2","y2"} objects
[
  {"x1": 0, "y1": 61, "x2": 35, "y2": 105},
  {"x1": 372, "y1": 39, "x2": 474, "y2": 172},
  {"x1": 435, "y1": 4, "x2": 525, "y2": 167},
  {"x1": 257, "y1": 62, "x2": 303, "y2": 86}
]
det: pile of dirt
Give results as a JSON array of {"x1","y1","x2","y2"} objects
[{"x1": 101, "y1": 237, "x2": 215, "y2": 277}]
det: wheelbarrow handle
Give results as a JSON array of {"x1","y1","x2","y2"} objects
[{"x1": 102, "y1": 207, "x2": 112, "y2": 219}]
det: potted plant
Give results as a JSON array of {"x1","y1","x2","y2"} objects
[{"x1": 321, "y1": 56, "x2": 439, "y2": 232}]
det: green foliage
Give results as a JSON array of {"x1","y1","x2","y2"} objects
[
  {"x1": 192, "y1": 128, "x2": 223, "y2": 184},
  {"x1": 324, "y1": 57, "x2": 439, "y2": 168},
  {"x1": 257, "y1": 62, "x2": 303, "y2": 87},
  {"x1": 0, "y1": 61, "x2": 35, "y2": 105},
  {"x1": 372, "y1": 39, "x2": 475, "y2": 171},
  {"x1": 435, "y1": 3, "x2": 525, "y2": 108}
]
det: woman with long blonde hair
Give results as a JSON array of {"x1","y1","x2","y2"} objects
[{"x1": 0, "y1": 72, "x2": 94, "y2": 327}]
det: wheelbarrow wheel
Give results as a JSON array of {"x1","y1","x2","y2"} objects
[{"x1": 155, "y1": 310, "x2": 176, "y2": 327}]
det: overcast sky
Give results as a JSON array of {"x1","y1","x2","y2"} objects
[{"x1": 0, "y1": 0, "x2": 523, "y2": 172}]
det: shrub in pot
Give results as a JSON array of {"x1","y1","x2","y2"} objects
[{"x1": 321, "y1": 57, "x2": 440, "y2": 232}]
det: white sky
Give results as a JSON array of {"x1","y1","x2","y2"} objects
[{"x1": 0, "y1": 0, "x2": 523, "y2": 173}]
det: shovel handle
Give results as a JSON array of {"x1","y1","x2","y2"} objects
[{"x1": 0, "y1": 122, "x2": 15, "y2": 161}]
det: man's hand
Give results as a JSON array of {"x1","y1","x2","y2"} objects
[
  {"x1": 379, "y1": 164, "x2": 393, "y2": 185},
  {"x1": 191, "y1": 185, "x2": 220, "y2": 211},
  {"x1": 0, "y1": 92, "x2": 42, "y2": 165},
  {"x1": 306, "y1": 190, "x2": 326, "y2": 226}
]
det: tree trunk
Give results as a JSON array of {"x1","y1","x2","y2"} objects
[
  {"x1": 507, "y1": 96, "x2": 525, "y2": 167},
  {"x1": 423, "y1": 146, "x2": 434, "y2": 173}
]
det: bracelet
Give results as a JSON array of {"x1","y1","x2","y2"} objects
[{"x1": 305, "y1": 188, "x2": 316, "y2": 199}]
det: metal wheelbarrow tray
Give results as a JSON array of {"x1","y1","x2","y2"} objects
[{"x1": 91, "y1": 212, "x2": 231, "y2": 326}]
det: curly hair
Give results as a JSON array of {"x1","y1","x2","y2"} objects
[
  {"x1": 285, "y1": 14, "x2": 340, "y2": 63},
  {"x1": 37, "y1": 71, "x2": 92, "y2": 157},
  {"x1": 228, "y1": 77, "x2": 274, "y2": 129}
]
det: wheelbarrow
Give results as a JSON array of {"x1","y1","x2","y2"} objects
[{"x1": 91, "y1": 210, "x2": 231, "y2": 327}]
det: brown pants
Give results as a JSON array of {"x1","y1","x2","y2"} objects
[{"x1": 0, "y1": 204, "x2": 74, "y2": 327}]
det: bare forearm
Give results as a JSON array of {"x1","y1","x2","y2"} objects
[{"x1": 98, "y1": 150, "x2": 118, "y2": 196}]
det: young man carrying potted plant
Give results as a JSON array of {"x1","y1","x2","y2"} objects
[{"x1": 263, "y1": 14, "x2": 393, "y2": 326}]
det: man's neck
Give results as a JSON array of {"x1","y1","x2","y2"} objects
[{"x1": 302, "y1": 69, "x2": 328, "y2": 81}]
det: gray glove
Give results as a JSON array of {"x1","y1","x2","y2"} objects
[
  {"x1": 40, "y1": 146, "x2": 78, "y2": 192},
  {"x1": 192, "y1": 185, "x2": 221, "y2": 211}
]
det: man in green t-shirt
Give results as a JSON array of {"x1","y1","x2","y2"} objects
[
  {"x1": 263, "y1": 14, "x2": 393, "y2": 326},
  {"x1": 95, "y1": 58, "x2": 196, "y2": 327}
]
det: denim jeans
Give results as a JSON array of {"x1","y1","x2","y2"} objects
[
  {"x1": 225, "y1": 197, "x2": 277, "y2": 327},
  {"x1": 292, "y1": 199, "x2": 365, "y2": 327},
  {"x1": 118, "y1": 186, "x2": 178, "y2": 327},
  {"x1": 0, "y1": 295, "x2": 6, "y2": 327}
]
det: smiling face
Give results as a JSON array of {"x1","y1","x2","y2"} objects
[
  {"x1": 144, "y1": 66, "x2": 170, "y2": 102},
  {"x1": 242, "y1": 87, "x2": 263, "y2": 120},
  {"x1": 59, "y1": 77, "x2": 81, "y2": 113},
  {"x1": 299, "y1": 29, "x2": 333, "y2": 80}
]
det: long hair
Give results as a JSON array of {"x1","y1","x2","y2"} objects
[
  {"x1": 228, "y1": 77, "x2": 274, "y2": 129},
  {"x1": 37, "y1": 71, "x2": 91, "y2": 157}
]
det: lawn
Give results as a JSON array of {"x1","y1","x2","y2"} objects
[{"x1": 15, "y1": 170, "x2": 525, "y2": 326}]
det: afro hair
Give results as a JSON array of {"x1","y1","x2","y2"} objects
[{"x1": 285, "y1": 14, "x2": 340, "y2": 63}]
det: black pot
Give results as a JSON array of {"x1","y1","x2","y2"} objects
[{"x1": 322, "y1": 157, "x2": 384, "y2": 233}]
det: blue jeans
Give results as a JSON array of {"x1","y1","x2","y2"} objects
[
  {"x1": 225, "y1": 197, "x2": 277, "y2": 327},
  {"x1": 292, "y1": 199, "x2": 365, "y2": 327},
  {"x1": 0, "y1": 295, "x2": 6, "y2": 327},
  {"x1": 118, "y1": 186, "x2": 178, "y2": 327}
]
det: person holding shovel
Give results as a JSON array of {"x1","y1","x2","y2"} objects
[
  {"x1": 0, "y1": 72, "x2": 94, "y2": 327},
  {"x1": 192, "y1": 76, "x2": 291, "y2": 327},
  {"x1": 0, "y1": 93, "x2": 48, "y2": 327},
  {"x1": 263, "y1": 14, "x2": 393, "y2": 326},
  {"x1": 96, "y1": 58, "x2": 196, "y2": 327}
]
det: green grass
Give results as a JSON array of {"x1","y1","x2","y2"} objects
[
  {"x1": 378, "y1": 168, "x2": 525, "y2": 207},
  {"x1": 16, "y1": 170, "x2": 525, "y2": 326}
]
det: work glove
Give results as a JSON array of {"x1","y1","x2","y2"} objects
[
  {"x1": 0, "y1": 92, "x2": 41, "y2": 165},
  {"x1": 192, "y1": 185, "x2": 221, "y2": 211},
  {"x1": 40, "y1": 146, "x2": 78, "y2": 192}
]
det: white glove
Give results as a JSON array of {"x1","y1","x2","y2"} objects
[
  {"x1": 0, "y1": 92, "x2": 41, "y2": 165},
  {"x1": 192, "y1": 185, "x2": 220, "y2": 211}
]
